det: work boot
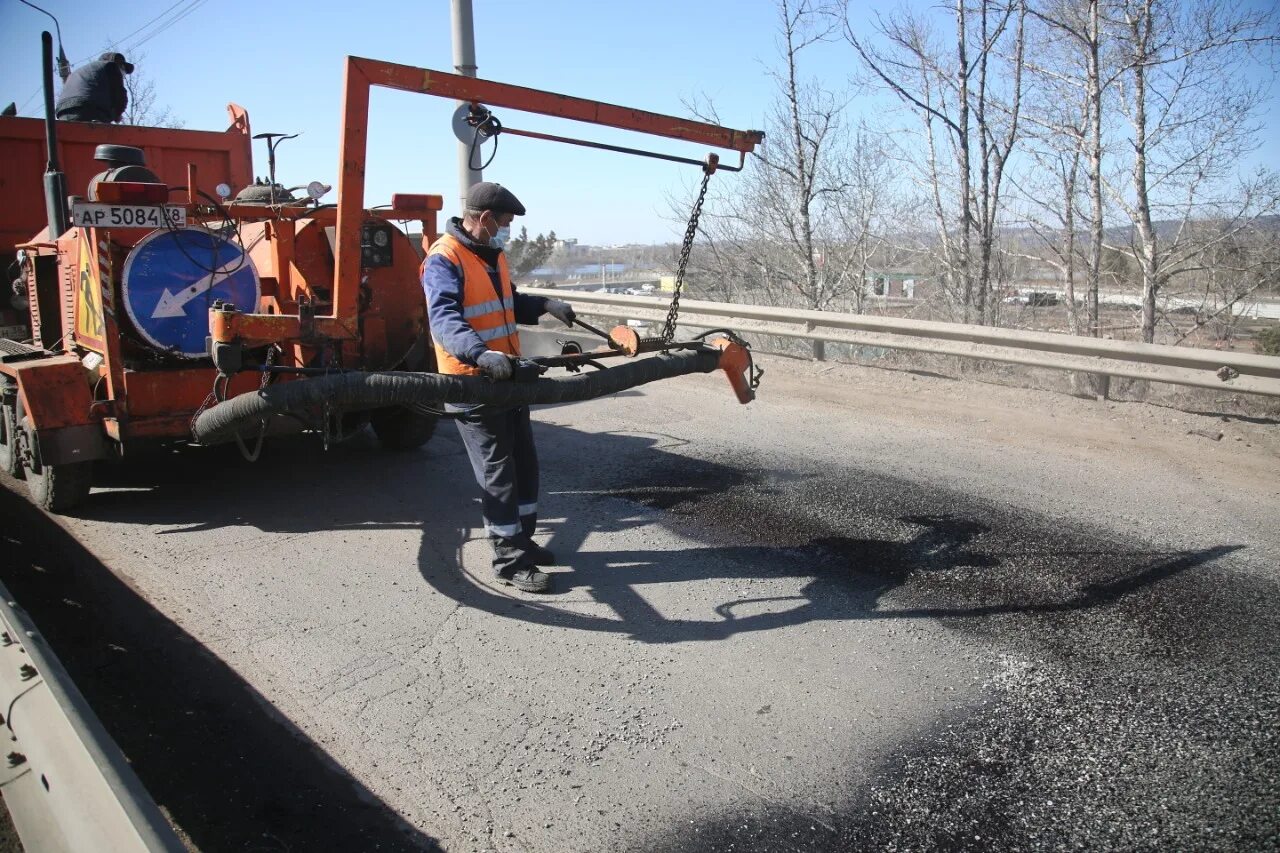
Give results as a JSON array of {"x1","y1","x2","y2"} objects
[
  {"x1": 523, "y1": 541, "x2": 557, "y2": 566},
  {"x1": 497, "y1": 566, "x2": 552, "y2": 593}
]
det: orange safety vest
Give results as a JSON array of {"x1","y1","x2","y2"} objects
[{"x1": 424, "y1": 233, "x2": 521, "y2": 376}]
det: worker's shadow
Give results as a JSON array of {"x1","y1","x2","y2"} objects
[{"x1": 414, "y1": 425, "x2": 1240, "y2": 645}]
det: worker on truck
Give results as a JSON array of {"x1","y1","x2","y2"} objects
[
  {"x1": 422, "y1": 182, "x2": 576, "y2": 594},
  {"x1": 55, "y1": 52, "x2": 133, "y2": 123}
]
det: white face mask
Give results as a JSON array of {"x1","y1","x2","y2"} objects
[{"x1": 489, "y1": 224, "x2": 511, "y2": 250}]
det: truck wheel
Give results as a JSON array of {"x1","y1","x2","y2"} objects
[
  {"x1": 370, "y1": 407, "x2": 438, "y2": 452},
  {"x1": 24, "y1": 436, "x2": 92, "y2": 512},
  {"x1": 0, "y1": 402, "x2": 22, "y2": 479}
]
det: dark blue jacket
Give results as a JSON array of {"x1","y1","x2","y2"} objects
[
  {"x1": 55, "y1": 60, "x2": 127, "y2": 122},
  {"x1": 422, "y1": 217, "x2": 547, "y2": 366}
]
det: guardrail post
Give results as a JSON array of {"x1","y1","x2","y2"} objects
[
  {"x1": 1093, "y1": 373, "x2": 1111, "y2": 401},
  {"x1": 804, "y1": 322, "x2": 824, "y2": 362}
]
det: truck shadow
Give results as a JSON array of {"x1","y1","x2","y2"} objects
[{"x1": 0, "y1": 484, "x2": 440, "y2": 853}]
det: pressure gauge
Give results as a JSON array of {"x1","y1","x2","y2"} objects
[
  {"x1": 360, "y1": 223, "x2": 395, "y2": 268},
  {"x1": 306, "y1": 181, "x2": 331, "y2": 201},
  {"x1": 215, "y1": 183, "x2": 232, "y2": 200}
]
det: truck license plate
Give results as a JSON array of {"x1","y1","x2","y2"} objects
[{"x1": 70, "y1": 203, "x2": 187, "y2": 229}]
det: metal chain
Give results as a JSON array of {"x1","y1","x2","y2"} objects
[
  {"x1": 259, "y1": 344, "x2": 278, "y2": 389},
  {"x1": 661, "y1": 166, "x2": 715, "y2": 346},
  {"x1": 188, "y1": 373, "x2": 229, "y2": 440},
  {"x1": 189, "y1": 388, "x2": 218, "y2": 439}
]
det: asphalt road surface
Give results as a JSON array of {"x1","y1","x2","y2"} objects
[{"x1": 1, "y1": 341, "x2": 1277, "y2": 852}]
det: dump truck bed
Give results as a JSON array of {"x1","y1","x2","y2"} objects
[{"x1": 0, "y1": 107, "x2": 254, "y2": 255}]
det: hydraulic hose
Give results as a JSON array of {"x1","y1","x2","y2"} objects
[{"x1": 192, "y1": 348, "x2": 722, "y2": 446}]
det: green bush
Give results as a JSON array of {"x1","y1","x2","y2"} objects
[{"x1": 1257, "y1": 325, "x2": 1280, "y2": 356}]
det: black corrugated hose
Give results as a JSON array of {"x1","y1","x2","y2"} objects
[{"x1": 192, "y1": 348, "x2": 722, "y2": 446}]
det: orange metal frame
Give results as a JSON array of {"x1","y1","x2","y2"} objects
[{"x1": 212, "y1": 56, "x2": 764, "y2": 352}]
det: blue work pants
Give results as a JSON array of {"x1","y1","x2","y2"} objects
[{"x1": 453, "y1": 405, "x2": 540, "y2": 574}]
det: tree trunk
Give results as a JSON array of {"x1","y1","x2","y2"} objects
[
  {"x1": 783, "y1": 0, "x2": 821, "y2": 316},
  {"x1": 1128, "y1": 1, "x2": 1160, "y2": 344},
  {"x1": 976, "y1": 4, "x2": 992, "y2": 326},
  {"x1": 956, "y1": 1, "x2": 974, "y2": 323},
  {"x1": 1063, "y1": 157, "x2": 1081, "y2": 335},
  {"x1": 1086, "y1": 0, "x2": 1104, "y2": 338}
]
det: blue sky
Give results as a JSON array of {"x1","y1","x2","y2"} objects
[{"x1": 3, "y1": 1, "x2": 1276, "y2": 245}]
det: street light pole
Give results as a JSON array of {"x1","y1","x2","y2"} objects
[{"x1": 451, "y1": 0, "x2": 481, "y2": 213}]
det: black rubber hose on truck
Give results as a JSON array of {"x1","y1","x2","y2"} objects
[{"x1": 192, "y1": 348, "x2": 722, "y2": 446}]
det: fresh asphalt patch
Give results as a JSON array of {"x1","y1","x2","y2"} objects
[{"x1": 602, "y1": 450, "x2": 1278, "y2": 852}]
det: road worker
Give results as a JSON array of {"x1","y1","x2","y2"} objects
[
  {"x1": 55, "y1": 52, "x2": 132, "y2": 123},
  {"x1": 422, "y1": 182, "x2": 576, "y2": 593}
]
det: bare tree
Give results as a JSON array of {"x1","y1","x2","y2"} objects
[
  {"x1": 1106, "y1": 0, "x2": 1278, "y2": 342},
  {"x1": 685, "y1": 0, "x2": 876, "y2": 357},
  {"x1": 750, "y1": 0, "x2": 859, "y2": 312},
  {"x1": 1012, "y1": 141, "x2": 1089, "y2": 334},
  {"x1": 836, "y1": 120, "x2": 907, "y2": 313},
  {"x1": 1017, "y1": 0, "x2": 1105, "y2": 335},
  {"x1": 117, "y1": 53, "x2": 184, "y2": 128},
  {"x1": 847, "y1": 0, "x2": 1027, "y2": 325},
  {"x1": 1023, "y1": 0, "x2": 1112, "y2": 337},
  {"x1": 1166, "y1": 222, "x2": 1278, "y2": 347}
]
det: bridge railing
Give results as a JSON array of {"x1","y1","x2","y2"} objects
[
  {"x1": 0, "y1": 578, "x2": 184, "y2": 851},
  {"x1": 522, "y1": 287, "x2": 1280, "y2": 398}
]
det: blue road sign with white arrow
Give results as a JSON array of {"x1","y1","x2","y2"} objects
[{"x1": 122, "y1": 227, "x2": 261, "y2": 358}]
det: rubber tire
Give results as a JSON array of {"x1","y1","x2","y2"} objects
[
  {"x1": 370, "y1": 407, "x2": 438, "y2": 452},
  {"x1": 25, "y1": 446, "x2": 93, "y2": 512},
  {"x1": 0, "y1": 402, "x2": 22, "y2": 480}
]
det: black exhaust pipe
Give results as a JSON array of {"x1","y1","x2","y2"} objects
[{"x1": 41, "y1": 31, "x2": 69, "y2": 239}]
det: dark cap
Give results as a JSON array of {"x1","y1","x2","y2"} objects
[
  {"x1": 466, "y1": 182, "x2": 525, "y2": 216},
  {"x1": 100, "y1": 52, "x2": 135, "y2": 74}
]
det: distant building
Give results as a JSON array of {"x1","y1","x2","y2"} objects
[
  {"x1": 866, "y1": 271, "x2": 929, "y2": 299},
  {"x1": 572, "y1": 263, "x2": 627, "y2": 277},
  {"x1": 526, "y1": 267, "x2": 559, "y2": 283},
  {"x1": 555, "y1": 237, "x2": 584, "y2": 256}
]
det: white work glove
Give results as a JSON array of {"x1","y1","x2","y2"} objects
[
  {"x1": 545, "y1": 299, "x2": 576, "y2": 327},
  {"x1": 477, "y1": 350, "x2": 513, "y2": 380}
]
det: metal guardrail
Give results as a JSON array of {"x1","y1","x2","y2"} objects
[
  {"x1": 524, "y1": 288, "x2": 1280, "y2": 397},
  {"x1": 0, "y1": 578, "x2": 183, "y2": 852}
]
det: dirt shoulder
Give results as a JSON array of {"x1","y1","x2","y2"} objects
[{"x1": 766, "y1": 353, "x2": 1280, "y2": 495}]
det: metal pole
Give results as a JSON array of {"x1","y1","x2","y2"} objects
[
  {"x1": 451, "y1": 0, "x2": 480, "y2": 212},
  {"x1": 41, "y1": 31, "x2": 68, "y2": 239}
]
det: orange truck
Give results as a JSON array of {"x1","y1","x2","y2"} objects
[
  {"x1": 0, "y1": 37, "x2": 761, "y2": 513},
  {"x1": 0, "y1": 103, "x2": 270, "y2": 509},
  {"x1": 0, "y1": 100, "x2": 444, "y2": 511}
]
